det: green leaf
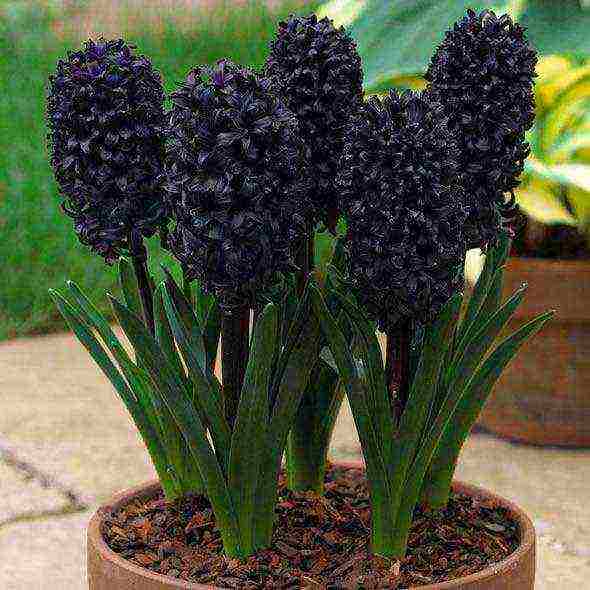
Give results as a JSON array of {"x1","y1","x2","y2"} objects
[
  {"x1": 526, "y1": 159, "x2": 590, "y2": 193},
  {"x1": 319, "y1": 0, "x2": 590, "y2": 94},
  {"x1": 340, "y1": 1, "x2": 499, "y2": 90},
  {"x1": 451, "y1": 284, "x2": 528, "y2": 396},
  {"x1": 316, "y1": 0, "x2": 370, "y2": 28},
  {"x1": 67, "y1": 281, "x2": 194, "y2": 486},
  {"x1": 153, "y1": 285, "x2": 188, "y2": 385},
  {"x1": 520, "y1": 0, "x2": 590, "y2": 57},
  {"x1": 203, "y1": 299, "x2": 222, "y2": 371},
  {"x1": 229, "y1": 304, "x2": 278, "y2": 553},
  {"x1": 254, "y1": 289, "x2": 323, "y2": 547},
  {"x1": 161, "y1": 286, "x2": 231, "y2": 471},
  {"x1": 119, "y1": 258, "x2": 143, "y2": 318},
  {"x1": 162, "y1": 266, "x2": 209, "y2": 376},
  {"x1": 389, "y1": 295, "x2": 461, "y2": 505},
  {"x1": 49, "y1": 289, "x2": 181, "y2": 499},
  {"x1": 310, "y1": 284, "x2": 397, "y2": 554},
  {"x1": 110, "y1": 295, "x2": 241, "y2": 556},
  {"x1": 422, "y1": 310, "x2": 555, "y2": 508},
  {"x1": 516, "y1": 181, "x2": 577, "y2": 225},
  {"x1": 457, "y1": 235, "x2": 511, "y2": 349},
  {"x1": 329, "y1": 289, "x2": 393, "y2": 464},
  {"x1": 407, "y1": 310, "x2": 553, "y2": 522}
]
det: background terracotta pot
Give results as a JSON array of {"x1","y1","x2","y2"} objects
[
  {"x1": 478, "y1": 257, "x2": 590, "y2": 446},
  {"x1": 87, "y1": 460, "x2": 536, "y2": 590}
]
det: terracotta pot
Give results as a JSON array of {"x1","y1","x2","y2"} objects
[
  {"x1": 88, "y1": 461, "x2": 536, "y2": 589},
  {"x1": 478, "y1": 257, "x2": 590, "y2": 446}
]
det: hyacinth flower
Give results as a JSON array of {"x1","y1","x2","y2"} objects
[
  {"x1": 265, "y1": 14, "x2": 363, "y2": 492},
  {"x1": 47, "y1": 39, "x2": 168, "y2": 333},
  {"x1": 265, "y1": 13, "x2": 363, "y2": 272},
  {"x1": 338, "y1": 89, "x2": 467, "y2": 404},
  {"x1": 425, "y1": 9, "x2": 537, "y2": 250},
  {"x1": 165, "y1": 60, "x2": 313, "y2": 426}
]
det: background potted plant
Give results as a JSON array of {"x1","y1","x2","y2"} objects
[
  {"x1": 46, "y1": 9, "x2": 551, "y2": 589},
  {"x1": 475, "y1": 55, "x2": 590, "y2": 446}
]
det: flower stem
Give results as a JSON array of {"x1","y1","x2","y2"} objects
[
  {"x1": 130, "y1": 243, "x2": 155, "y2": 335},
  {"x1": 385, "y1": 320, "x2": 411, "y2": 423},
  {"x1": 221, "y1": 305, "x2": 250, "y2": 428}
]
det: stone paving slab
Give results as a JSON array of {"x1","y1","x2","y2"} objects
[
  {"x1": 0, "y1": 462, "x2": 67, "y2": 527},
  {"x1": 0, "y1": 330, "x2": 156, "y2": 503},
  {"x1": 2, "y1": 330, "x2": 590, "y2": 588},
  {"x1": 0, "y1": 512, "x2": 89, "y2": 590}
]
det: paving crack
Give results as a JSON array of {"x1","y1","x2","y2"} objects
[
  {"x1": 0, "y1": 435, "x2": 89, "y2": 520},
  {"x1": 0, "y1": 505, "x2": 87, "y2": 532}
]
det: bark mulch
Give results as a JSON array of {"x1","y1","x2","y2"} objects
[{"x1": 103, "y1": 465, "x2": 519, "y2": 589}]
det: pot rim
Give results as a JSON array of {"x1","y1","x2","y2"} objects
[{"x1": 88, "y1": 460, "x2": 535, "y2": 589}]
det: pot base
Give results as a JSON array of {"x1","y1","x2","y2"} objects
[{"x1": 88, "y1": 462, "x2": 535, "y2": 589}]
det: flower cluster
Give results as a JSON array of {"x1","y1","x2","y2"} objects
[
  {"x1": 338, "y1": 90, "x2": 467, "y2": 329},
  {"x1": 165, "y1": 60, "x2": 312, "y2": 308},
  {"x1": 425, "y1": 9, "x2": 537, "y2": 249},
  {"x1": 47, "y1": 39, "x2": 167, "y2": 263},
  {"x1": 265, "y1": 14, "x2": 363, "y2": 227}
]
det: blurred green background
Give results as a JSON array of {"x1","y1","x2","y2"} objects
[{"x1": 2, "y1": 0, "x2": 590, "y2": 341}]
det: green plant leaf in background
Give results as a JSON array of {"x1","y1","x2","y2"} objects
[
  {"x1": 515, "y1": 179, "x2": 577, "y2": 225},
  {"x1": 317, "y1": 0, "x2": 590, "y2": 93}
]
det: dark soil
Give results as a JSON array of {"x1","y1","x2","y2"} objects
[{"x1": 103, "y1": 465, "x2": 520, "y2": 589}]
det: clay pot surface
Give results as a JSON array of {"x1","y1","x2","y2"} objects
[
  {"x1": 88, "y1": 461, "x2": 535, "y2": 590},
  {"x1": 479, "y1": 257, "x2": 590, "y2": 446}
]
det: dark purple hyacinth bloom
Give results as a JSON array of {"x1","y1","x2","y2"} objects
[
  {"x1": 425, "y1": 9, "x2": 537, "y2": 249},
  {"x1": 338, "y1": 90, "x2": 467, "y2": 329},
  {"x1": 47, "y1": 39, "x2": 167, "y2": 263},
  {"x1": 265, "y1": 14, "x2": 363, "y2": 228},
  {"x1": 165, "y1": 60, "x2": 312, "y2": 309}
]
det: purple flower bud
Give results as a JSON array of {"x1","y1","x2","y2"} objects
[
  {"x1": 338, "y1": 90, "x2": 467, "y2": 329},
  {"x1": 47, "y1": 39, "x2": 168, "y2": 263},
  {"x1": 165, "y1": 60, "x2": 312, "y2": 309},
  {"x1": 425, "y1": 10, "x2": 537, "y2": 249},
  {"x1": 265, "y1": 14, "x2": 363, "y2": 228}
]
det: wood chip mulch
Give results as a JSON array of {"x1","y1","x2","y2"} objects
[{"x1": 103, "y1": 465, "x2": 519, "y2": 588}]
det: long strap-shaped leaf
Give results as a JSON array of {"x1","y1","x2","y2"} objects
[
  {"x1": 393, "y1": 310, "x2": 555, "y2": 555},
  {"x1": 110, "y1": 296, "x2": 241, "y2": 556},
  {"x1": 65, "y1": 282, "x2": 189, "y2": 484},
  {"x1": 153, "y1": 285, "x2": 204, "y2": 492},
  {"x1": 162, "y1": 267, "x2": 209, "y2": 375},
  {"x1": 203, "y1": 299, "x2": 222, "y2": 371},
  {"x1": 457, "y1": 236, "x2": 510, "y2": 347},
  {"x1": 310, "y1": 285, "x2": 397, "y2": 556},
  {"x1": 448, "y1": 285, "x2": 528, "y2": 394},
  {"x1": 254, "y1": 287, "x2": 322, "y2": 544},
  {"x1": 229, "y1": 304, "x2": 277, "y2": 554},
  {"x1": 329, "y1": 288, "x2": 394, "y2": 466},
  {"x1": 162, "y1": 285, "x2": 231, "y2": 471},
  {"x1": 153, "y1": 285, "x2": 188, "y2": 385},
  {"x1": 386, "y1": 295, "x2": 462, "y2": 511},
  {"x1": 49, "y1": 290, "x2": 181, "y2": 499},
  {"x1": 119, "y1": 258, "x2": 143, "y2": 319},
  {"x1": 421, "y1": 309, "x2": 555, "y2": 509}
]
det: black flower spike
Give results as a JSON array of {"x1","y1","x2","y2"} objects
[
  {"x1": 338, "y1": 90, "x2": 467, "y2": 329},
  {"x1": 47, "y1": 39, "x2": 168, "y2": 263},
  {"x1": 264, "y1": 14, "x2": 363, "y2": 228},
  {"x1": 425, "y1": 9, "x2": 537, "y2": 250},
  {"x1": 165, "y1": 60, "x2": 312, "y2": 309}
]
